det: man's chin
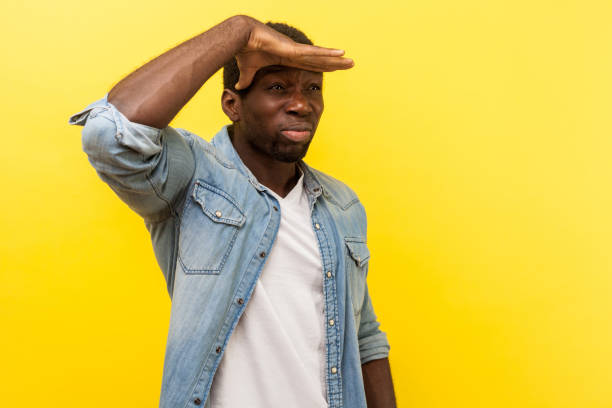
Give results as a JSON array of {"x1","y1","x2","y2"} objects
[
  {"x1": 271, "y1": 143, "x2": 311, "y2": 163},
  {"x1": 271, "y1": 150, "x2": 308, "y2": 163}
]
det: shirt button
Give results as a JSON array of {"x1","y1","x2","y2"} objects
[
  {"x1": 194, "y1": 398, "x2": 202, "y2": 405},
  {"x1": 259, "y1": 251, "x2": 266, "y2": 258},
  {"x1": 216, "y1": 346, "x2": 221, "y2": 353},
  {"x1": 329, "y1": 319, "x2": 335, "y2": 326},
  {"x1": 215, "y1": 210, "x2": 222, "y2": 218},
  {"x1": 356, "y1": 256, "x2": 361, "y2": 263},
  {"x1": 326, "y1": 271, "x2": 332, "y2": 278},
  {"x1": 237, "y1": 298, "x2": 244, "y2": 305},
  {"x1": 331, "y1": 367, "x2": 337, "y2": 374},
  {"x1": 314, "y1": 223, "x2": 320, "y2": 230},
  {"x1": 273, "y1": 206, "x2": 278, "y2": 212}
]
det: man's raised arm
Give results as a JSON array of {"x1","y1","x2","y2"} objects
[{"x1": 107, "y1": 15, "x2": 352, "y2": 128}]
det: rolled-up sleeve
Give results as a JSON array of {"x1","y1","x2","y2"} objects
[
  {"x1": 357, "y1": 279, "x2": 391, "y2": 365},
  {"x1": 68, "y1": 94, "x2": 195, "y2": 222}
]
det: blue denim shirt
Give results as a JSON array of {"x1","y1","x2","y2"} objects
[{"x1": 68, "y1": 95, "x2": 390, "y2": 408}]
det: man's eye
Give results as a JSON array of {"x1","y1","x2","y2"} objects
[
  {"x1": 269, "y1": 84, "x2": 284, "y2": 90},
  {"x1": 309, "y1": 84, "x2": 322, "y2": 91}
]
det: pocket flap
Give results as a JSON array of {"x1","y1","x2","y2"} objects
[
  {"x1": 193, "y1": 181, "x2": 246, "y2": 227},
  {"x1": 344, "y1": 238, "x2": 370, "y2": 267}
]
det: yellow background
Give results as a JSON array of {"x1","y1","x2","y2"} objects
[{"x1": 2, "y1": 0, "x2": 611, "y2": 406}]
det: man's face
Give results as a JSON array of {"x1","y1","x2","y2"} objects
[{"x1": 237, "y1": 66, "x2": 324, "y2": 163}]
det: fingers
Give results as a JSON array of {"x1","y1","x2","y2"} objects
[
  {"x1": 293, "y1": 42, "x2": 346, "y2": 57},
  {"x1": 236, "y1": 54, "x2": 355, "y2": 90},
  {"x1": 285, "y1": 44, "x2": 353, "y2": 71},
  {"x1": 283, "y1": 55, "x2": 355, "y2": 72}
]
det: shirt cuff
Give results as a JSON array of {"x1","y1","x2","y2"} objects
[
  {"x1": 68, "y1": 93, "x2": 163, "y2": 157},
  {"x1": 359, "y1": 330, "x2": 391, "y2": 365}
]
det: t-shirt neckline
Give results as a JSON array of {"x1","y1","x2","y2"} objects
[{"x1": 266, "y1": 169, "x2": 305, "y2": 204}]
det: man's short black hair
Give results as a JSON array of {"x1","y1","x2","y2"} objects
[{"x1": 222, "y1": 22, "x2": 314, "y2": 94}]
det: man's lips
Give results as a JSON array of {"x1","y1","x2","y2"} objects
[
  {"x1": 280, "y1": 129, "x2": 312, "y2": 141},
  {"x1": 280, "y1": 125, "x2": 313, "y2": 142}
]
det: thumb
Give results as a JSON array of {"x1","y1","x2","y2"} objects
[{"x1": 235, "y1": 68, "x2": 256, "y2": 91}]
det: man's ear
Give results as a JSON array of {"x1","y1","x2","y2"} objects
[{"x1": 221, "y1": 89, "x2": 241, "y2": 122}]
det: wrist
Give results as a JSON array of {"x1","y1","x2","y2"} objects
[{"x1": 230, "y1": 15, "x2": 257, "y2": 50}]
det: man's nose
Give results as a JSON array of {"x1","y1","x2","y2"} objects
[{"x1": 286, "y1": 90, "x2": 313, "y2": 116}]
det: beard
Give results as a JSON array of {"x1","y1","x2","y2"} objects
[
  {"x1": 269, "y1": 138, "x2": 312, "y2": 162},
  {"x1": 245, "y1": 133, "x2": 312, "y2": 163},
  {"x1": 232, "y1": 121, "x2": 315, "y2": 164}
]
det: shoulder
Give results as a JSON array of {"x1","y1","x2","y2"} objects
[
  {"x1": 305, "y1": 164, "x2": 364, "y2": 213},
  {"x1": 174, "y1": 128, "x2": 235, "y2": 169}
]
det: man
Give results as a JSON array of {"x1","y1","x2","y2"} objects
[{"x1": 68, "y1": 15, "x2": 395, "y2": 408}]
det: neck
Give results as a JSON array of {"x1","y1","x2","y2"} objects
[{"x1": 229, "y1": 126, "x2": 301, "y2": 198}]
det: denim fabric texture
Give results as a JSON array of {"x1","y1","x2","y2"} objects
[{"x1": 68, "y1": 94, "x2": 390, "y2": 408}]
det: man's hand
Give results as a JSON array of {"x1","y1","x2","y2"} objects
[{"x1": 234, "y1": 19, "x2": 354, "y2": 90}]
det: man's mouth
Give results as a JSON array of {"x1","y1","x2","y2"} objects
[
  {"x1": 280, "y1": 125, "x2": 313, "y2": 142},
  {"x1": 280, "y1": 130, "x2": 311, "y2": 141}
]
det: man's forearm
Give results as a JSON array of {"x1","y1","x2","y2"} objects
[
  {"x1": 362, "y1": 357, "x2": 397, "y2": 407},
  {"x1": 107, "y1": 15, "x2": 254, "y2": 128}
]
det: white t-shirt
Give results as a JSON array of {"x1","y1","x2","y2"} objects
[{"x1": 209, "y1": 171, "x2": 328, "y2": 408}]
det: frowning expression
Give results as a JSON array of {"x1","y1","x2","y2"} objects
[{"x1": 234, "y1": 65, "x2": 324, "y2": 162}]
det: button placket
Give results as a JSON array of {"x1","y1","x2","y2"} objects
[{"x1": 311, "y1": 204, "x2": 342, "y2": 407}]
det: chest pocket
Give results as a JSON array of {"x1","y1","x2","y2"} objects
[
  {"x1": 178, "y1": 180, "x2": 246, "y2": 274},
  {"x1": 344, "y1": 237, "x2": 370, "y2": 318}
]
